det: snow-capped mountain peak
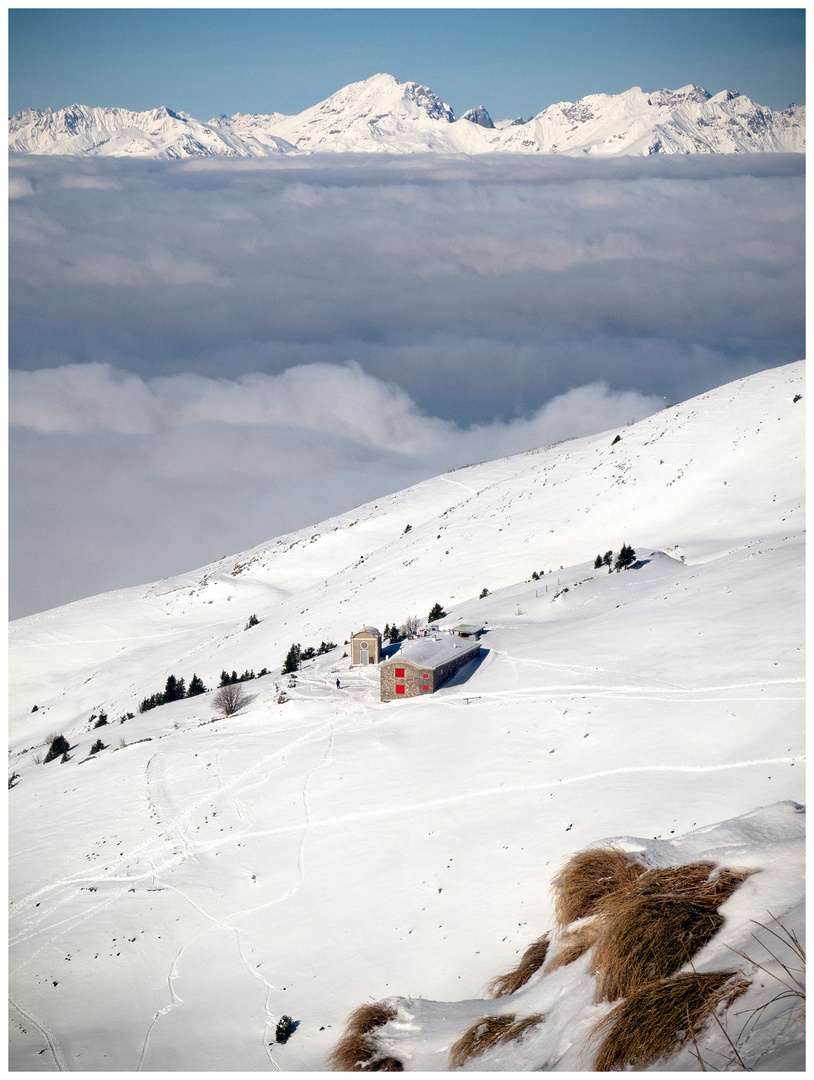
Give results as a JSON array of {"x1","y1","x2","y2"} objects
[
  {"x1": 9, "y1": 74, "x2": 805, "y2": 157},
  {"x1": 461, "y1": 105, "x2": 495, "y2": 128}
]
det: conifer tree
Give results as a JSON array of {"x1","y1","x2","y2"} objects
[
  {"x1": 614, "y1": 543, "x2": 636, "y2": 571},
  {"x1": 44, "y1": 735, "x2": 70, "y2": 763},
  {"x1": 283, "y1": 644, "x2": 301, "y2": 674},
  {"x1": 163, "y1": 675, "x2": 185, "y2": 702},
  {"x1": 428, "y1": 602, "x2": 446, "y2": 623},
  {"x1": 187, "y1": 674, "x2": 207, "y2": 697}
]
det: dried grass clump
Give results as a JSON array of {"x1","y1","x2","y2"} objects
[
  {"x1": 592, "y1": 863, "x2": 751, "y2": 1001},
  {"x1": 548, "y1": 920, "x2": 600, "y2": 972},
  {"x1": 485, "y1": 934, "x2": 550, "y2": 997},
  {"x1": 327, "y1": 1003, "x2": 403, "y2": 1071},
  {"x1": 449, "y1": 1014, "x2": 544, "y2": 1069},
  {"x1": 592, "y1": 971, "x2": 750, "y2": 1071},
  {"x1": 552, "y1": 846, "x2": 648, "y2": 926}
]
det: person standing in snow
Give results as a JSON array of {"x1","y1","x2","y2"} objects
[{"x1": 336, "y1": 678, "x2": 341, "y2": 689}]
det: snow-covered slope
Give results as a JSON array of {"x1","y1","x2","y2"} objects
[
  {"x1": 7, "y1": 103, "x2": 295, "y2": 159},
  {"x1": 9, "y1": 74, "x2": 805, "y2": 157},
  {"x1": 8, "y1": 362, "x2": 805, "y2": 1070},
  {"x1": 498, "y1": 85, "x2": 806, "y2": 155}
]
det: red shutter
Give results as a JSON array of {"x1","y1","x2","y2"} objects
[
  {"x1": 396, "y1": 684, "x2": 405, "y2": 695},
  {"x1": 395, "y1": 668, "x2": 405, "y2": 678}
]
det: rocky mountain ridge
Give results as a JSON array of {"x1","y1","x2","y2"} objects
[{"x1": 9, "y1": 72, "x2": 805, "y2": 158}]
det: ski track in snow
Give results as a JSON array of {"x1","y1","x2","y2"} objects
[
  {"x1": 10, "y1": 697, "x2": 365, "y2": 1071},
  {"x1": 137, "y1": 701, "x2": 352, "y2": 1069},
  {"x1": 173, "y1": 755, "x2": 804, "y2": 851},
  {"x1": 136, "y1": 942, "x2": 186, "y2": 1071},
  {"x1": 9, "y1": 995, "x2": 66, "y2": 1071},
  {"x1": 9, "y1": 666, "x2": 801, "y2": 929}
]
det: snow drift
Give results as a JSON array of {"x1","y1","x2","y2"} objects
[{"x1": 8, "y1": 361, "x2": 804, "y2": 1070}]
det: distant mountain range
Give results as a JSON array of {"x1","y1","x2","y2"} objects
[{"x1": 8, "y1": 72, "x2": 805, "y2": 158}]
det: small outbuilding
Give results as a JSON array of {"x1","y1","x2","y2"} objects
[
  {"x1": 451, "y1": 623, "x2": 485, "y2": 640},
  {"x1": 350, "y1": 626, "x2": 381, "y2": 666},
  {"x1": 380, "y1": 636, "x2": 481, "y2": 701}
]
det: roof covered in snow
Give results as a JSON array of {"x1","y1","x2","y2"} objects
[{"x1": 383, "y1": 635, "x2": 480, "y2": 670}]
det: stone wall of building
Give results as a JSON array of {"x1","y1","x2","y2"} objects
[{"x1": 380, "y1": 643, "x2": 480, "y2": 701}]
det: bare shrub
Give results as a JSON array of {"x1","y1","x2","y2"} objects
[
  {"x1": 592, "y1": 972, "x2": 749, "y2": 1071},
  {"x1": 552, "y1": 845, "x2": 647, "y2": 927},
  {"x1": 548, "y1": 920, "x2": 600, "y2": 972},
  {"x1": 327, "y1": 1003, "x2": 402, "y2": 1071},
  {"x1": 449, "y1": 1014, "x2": 544, "y2": 1069},
  {"x1": 485, "y1": 935, "x2": 550, "y2": 997},
  {"x1": 727, "y1": 914, "x2": 805, "y2": 1043},
  {"x1": 592, "y1": 863, "x2": 751, "y2": 1002},
  {"x1": 212, "y1": 683, "x2": 247, "y2": 717}
]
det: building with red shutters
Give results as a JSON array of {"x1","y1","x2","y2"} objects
[{"x1": 380, "y1": 635, "x2": 481, "y2": 701}]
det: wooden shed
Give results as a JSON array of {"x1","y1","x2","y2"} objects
[
  {"x1": 350, "y1": 626, "x2": 381, "y2": 666},
  {"x1": 380, "y1": 636, "x2": 481, "y2": 701}
]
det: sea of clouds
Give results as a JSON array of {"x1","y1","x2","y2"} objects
[{"x1": 9, "y1": 152, "x2": 804, "y2": 616}]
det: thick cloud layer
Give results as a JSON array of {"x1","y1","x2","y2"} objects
[
  {"x1": 10, "y1": 362, "x2": 662, "y2": 617},
  {"x1": 8, "y1": 153, "x2": 803, "y2": 615},
  {"x1": 10, "y1": 153, "x2": 803, "y2": 420}
]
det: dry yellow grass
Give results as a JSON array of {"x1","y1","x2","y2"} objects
[
  {"x1": 485, "y1": 935, "x2": 550, "y2": 997},
  {"x1": 547, "y1": 920, "x2": 600, "y2": 972},
  {"x1": 591, "y1": 863, "x2": 751, "y2": 1001},
  {"x1": 327, "y1": 1002, "x2": 402, "y2": 1071},
  {"x1": 592, "y1": 972, "x2": 750, "y2": 1070},
  {"x1": 551, "y1": 845, "x2": 648, "y2": 927},
  {"x1": 448, "y1": 1014, "x2": 544, "y2": 1069}
]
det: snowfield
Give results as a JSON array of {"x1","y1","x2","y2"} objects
[
  {"x1": 8, "y1": 361, "x2": 805, "y2": 1070},
  {"x1": 9, "y1": 73, "x2": 805, "y2": 158}
]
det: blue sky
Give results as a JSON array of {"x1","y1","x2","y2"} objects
[{"x1": 9, "y1": 7, "x2": 805, "y2": 120}]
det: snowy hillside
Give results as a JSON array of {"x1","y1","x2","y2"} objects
[
  {"x1": 8, "y1": 362, "x2": 805, "y2": 1070},
  {"x1": 9, "y1": 73, "x2": 805, "y2": 157},
  {"x1": 7, "y1": 103, "x2": 295, "y2": 159}
]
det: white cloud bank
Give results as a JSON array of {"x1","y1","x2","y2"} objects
[{"x1": 10, "y1": 362, "x2": 662, "y2": 616}]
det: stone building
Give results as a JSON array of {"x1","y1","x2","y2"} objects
[
  {"x1": 350, "y1": 626, "x2": 381, "y2": 666},
  {"x1": 380, "y1": 635, "x2": 481, "y2": 701}
]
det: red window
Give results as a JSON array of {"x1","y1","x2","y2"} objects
[
  {"x1": 395, "y1": 668, "x2": 405, "y2": 678},
  {"x1": 421, "y1": 684, "x2": 430, "y2": 691},
  {"x1": 396, "y1": 684, "x2": 406, "y2": 695},
  {"x1": 422, "y1": 672, "x2": 429, "y2": 679}
]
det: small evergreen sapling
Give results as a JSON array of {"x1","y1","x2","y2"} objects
[
  {"x1": 428, "y1": 603, "x2": 446, "y2": 623},
  {"x1": 44, "y1": 735, "x2": 70, "y2": 763},
  {"x1": 90, "y1": 739, "x2": 105, "y2": 754},
  {"x1": 275, "y1": 1015, "x2": 296, "y2": 1044}
]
